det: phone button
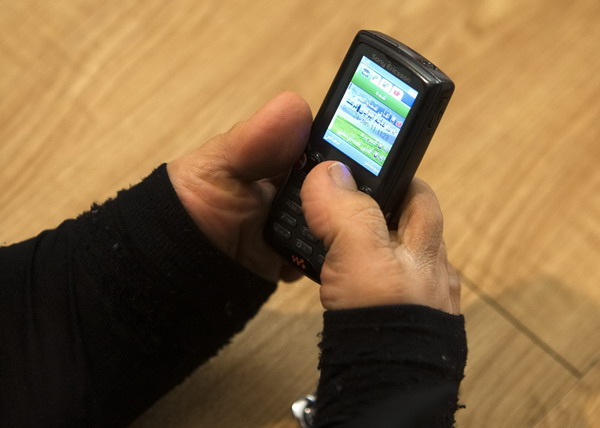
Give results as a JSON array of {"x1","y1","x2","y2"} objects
[
  {"x1": 272, "y1": 223, "x2": 292, "y2": 240},
  {"x1": 285, "y1": 199, "x2": 302, "y2": 216},
  {"x1": 419, "y1": 58, "x2": 437, "y2": 70},
  {"x1": 359, "y1": 185, "x2": 372, "y2": 195},
  {"x1": 291, "y1": 186, "x2": 301, "y2": 201},
  {"x1": 298, "y1": 171, "x2": 308, "y2": 182},
  {"x1": 316, "y1": 254, "x2": 326, "y2": 268},
  {"x1": 294, "y1": 239, "x2": 313, "y2": 257},
  {"x1": 300, "y1": 226, "x2": 318, "y2": 243},
  {"x1": 309, "y1": 151, "x2": 324, "y2": 164},
  {"x1": 279, "y1": 211, "x2": 297, "y2": 228},
  {"x1": 428, "y1": 98, "x2": 448, "y2": 128}
]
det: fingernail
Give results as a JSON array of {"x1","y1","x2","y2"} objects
[{"x1": 328, "y1": 162, "x2": 356, "y2": 190}]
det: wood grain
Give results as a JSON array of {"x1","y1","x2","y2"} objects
[
  {"x1": 455, "y1": 285, "x2": 579, "y2": 427},
  {"x1": 1, "y1": 0, "x2": 599, "y2": 426},
  {"x1": 534, "y1": 362, "x2": 600, "y2": 427}
]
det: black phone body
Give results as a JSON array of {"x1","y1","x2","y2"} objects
[{"x1": 265, "y1": 30, "x2": 454, "y2": 282}]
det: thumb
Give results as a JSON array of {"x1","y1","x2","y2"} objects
[
  {"x1": 204, "y1": 91, "x2": 312, "y2": 182},
  {"x1": 301, "y1": 162, "x2": 392, "y2": 272}
]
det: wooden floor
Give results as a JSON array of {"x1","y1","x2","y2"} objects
[{"x1": 1, "y1": 0, "x2": 598, "y2": 426}]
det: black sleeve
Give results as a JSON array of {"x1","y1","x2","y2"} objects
[
  {"x1": 0, "y1": 164, "x2": 276, "y2": 427},
  {"x1": 1, "y1": 163, "x2": 467, "y2": 427},
  {"x1": 314, "y1": 305, "x2": 467, "y2": 428}
]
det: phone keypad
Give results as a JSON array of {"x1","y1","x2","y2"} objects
[{"x1": 265, "y1": 151, "x2": 328, "y2": 282}]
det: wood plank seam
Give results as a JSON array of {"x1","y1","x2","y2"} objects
[{"x1": 460, "y1": 273, "x2": 583, "y2": 379}]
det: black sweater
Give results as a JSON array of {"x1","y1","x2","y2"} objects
[{"x1": 0, "y1": 164, "x2": 466, "y2": 427}]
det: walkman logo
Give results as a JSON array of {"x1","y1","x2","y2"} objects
[{"x1": 291, "y1": 255, "x2": 306, "y2": 270}]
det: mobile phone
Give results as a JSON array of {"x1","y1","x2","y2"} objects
[{"x1": 264, "y1": 30, "x2": 454, "y2": 283}]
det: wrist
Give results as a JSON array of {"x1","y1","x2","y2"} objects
[{"x1": 319, "y1": 261, "x2": 460, "y2": 314}]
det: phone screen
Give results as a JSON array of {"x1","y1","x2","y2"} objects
[{"x1": 323, "y1": 56, "x2": 419, "y2": 176}]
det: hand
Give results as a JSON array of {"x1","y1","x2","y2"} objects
[
  {"x1": 301, "y1": 162, "x2": 461, "y2": 314},
  {"x1": 167, "y1": 92, "x2": 312, "y2": 283}
]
